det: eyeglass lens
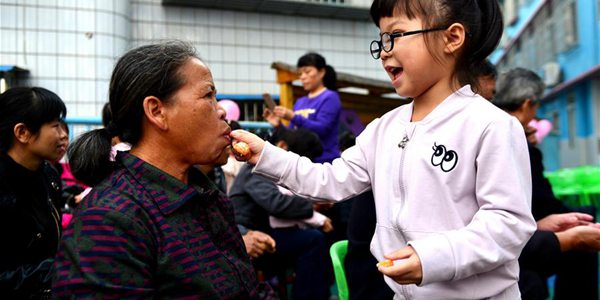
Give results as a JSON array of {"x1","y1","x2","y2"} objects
[
  {"x1": 370, "y1": 41, "x2": 381, "y2": 59},
  {"x1": 370, "y1": 33, "x2": 393, "y2": 59}
]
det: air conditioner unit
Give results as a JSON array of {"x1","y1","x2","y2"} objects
[{"x1": 542, "y1": 62, "x2": 562, "y2": 87}]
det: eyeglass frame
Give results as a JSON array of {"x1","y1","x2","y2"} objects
[{"x1": 369, "y1": 26, "x2": 449, "y2": 59}]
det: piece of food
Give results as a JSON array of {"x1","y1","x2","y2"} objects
[
  {"x1": 376, "y1": 259, "x2": 394, "y2": 268},
  {"x1": 232, "y1": 142, "x2": 251, "y2": 160}
]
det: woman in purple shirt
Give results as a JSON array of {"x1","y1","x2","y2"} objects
[{"x1": 265, "y1": 53, "x2": 341, "y2": 163}]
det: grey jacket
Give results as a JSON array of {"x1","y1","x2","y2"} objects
[{"x1": 228, "y1": 164, "x2": 313, "y2": 232}]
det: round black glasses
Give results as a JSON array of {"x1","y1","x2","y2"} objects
[{"x1": 369, "y1": 26, "x2": 449, "y2": 59}]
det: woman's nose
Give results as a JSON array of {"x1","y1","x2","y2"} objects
[{"x1": 218, "y1": 107, "x2": 227, "y2": 120}]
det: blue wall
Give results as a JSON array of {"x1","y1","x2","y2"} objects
[{"x1": 556, "y1": 1, "x2": 600, "y2": 80}]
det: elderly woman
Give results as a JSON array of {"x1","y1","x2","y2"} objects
[
  {"x1": 0, "y1": 87, "x2": 67, "y2": 298},
  {"x1": 53, "y1": 41, "x2": 271, "y2": 298}
]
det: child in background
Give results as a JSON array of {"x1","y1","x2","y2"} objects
[
  {"x1": 231, "y1": 0, "x2": 536, "y2": 298},
  {"x1": 267, "y1": 129, "x2": 333, "y2": 232},
  {"x1": 53, "y1": 121, "x2": 88, "y2": 212}
]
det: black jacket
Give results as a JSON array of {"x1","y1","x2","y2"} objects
[
  {"x1": 519, "y1": 144, "x2": 598, "y2": 300},
  {"x1": 345, "y1": 191, "x2": 394, "y2": 300},
  {"x1": 228, "y1": 164, "x2": 313, "y2": 232},
  {"x1": 0, "y1": 155, "x2": 62, "y2": 298},
  {"x1": 529, "y1": 144, "x2": 570, "y2": 220},
  {"x1": 519, "y1": 144, "x2": 566, "y2": 275}
]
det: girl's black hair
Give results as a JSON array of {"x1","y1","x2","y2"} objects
[
  {"x1": 0, "y1": 87, "x2": 67, "y2": 154},
  {"x1": 101, "y1": 102, "x2": 112, "y2": 128},
  {"x1": 297, "y1": 52, "x2": 338, "y2": 91},
  {"x1": 369, "y1": 0, "x2": 503, "y2": 89},
  {"x1": 68, "y1": 40, "x2": 198, "y2": 186}
]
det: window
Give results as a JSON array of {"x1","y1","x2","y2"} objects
[
  {"x1": 598, "y1": 0, "x2": 600, "y2": 22},
  {"x1": 551, "y1": 111, "x2": 560, "y2": 135},
  {"x1": 567, "y1": 93, "x2": 576, "y2": 148},
  {"x1": 534, "y1": 18, "x2": 544, "y2": 67},
  {"x1": 563, "y1": 1, "x2": 578, "y2": 48},
  {"x1": 504, "y1": 0, "x2": 518, "y2": 25}
]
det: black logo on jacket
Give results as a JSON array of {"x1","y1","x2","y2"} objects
[{"x1": 431, "y1": 143, "x2": 458, "y2": 172}]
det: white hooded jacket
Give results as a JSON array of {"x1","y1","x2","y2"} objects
[{"x1": 253, "y1": 86, "x2": 536, "y2": 299}]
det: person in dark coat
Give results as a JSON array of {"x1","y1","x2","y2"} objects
[
  {"x1": 0, "y1": 87, "x2": 67, "y2": 298},
  {"x1": 493, "y1": 68, "x2": 600, "y2": 300},
  {"x1": 229, "y1": 128, "x2": 331, "y2": 300}
]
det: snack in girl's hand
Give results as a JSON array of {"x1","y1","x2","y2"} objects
[
  {"x1": 232, "y1": 142, "x2": 251, "y2": 161},
  {"x1": 376, "y1": 259, "x2": 394, "y2": 268}
]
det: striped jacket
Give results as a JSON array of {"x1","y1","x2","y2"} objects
[{"x1": 53, "y1": 152, "x2": 268, "y2": 299}]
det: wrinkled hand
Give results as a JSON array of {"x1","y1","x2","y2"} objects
[
  {"x1": 262, "y1": 109, "x2": 280, "y2": 127},
  {"x1": 273, "y1": 106, "x2": 294, "y2": 121},
  {"x1": 230, "y1": 130, "x2": 267, "y2": 164},
  {"x1": 322, "y1": 218, "x2": 334, "y2": 233},
  {"x1": 242, "y1": 230, "x2": 276, "y2": 258},
  {"x1": 555, "y1": 223, "x2": 600, "y2": 252},
  {"x1": 537, "y1": 212, "x2": 594, "y2": 232},
  {"x1": 377, "y1": 245, "x2": 423, "y2": 285}
]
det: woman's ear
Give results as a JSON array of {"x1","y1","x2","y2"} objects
[
  {"x1": 443, "y1": 22, "x2": 466, "y2": 54},
  {"x1": 142, "y1": 96, "x2": 168, "y2": 131},
  {"x1": 13, "y1": 123, "x2": 32, "y2": 144}
]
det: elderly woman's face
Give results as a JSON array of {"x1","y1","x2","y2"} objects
[{"x1": 165, "y1": 58, "x2": 230, "y2": 166}]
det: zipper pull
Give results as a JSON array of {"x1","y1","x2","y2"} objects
[{"x1": 398, "y1": 134, "x2": 409, "y2": 149}]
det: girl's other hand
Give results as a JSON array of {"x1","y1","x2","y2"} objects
[
  {"x1": 262, "y1": 108, "x2": 280, "y2": 127},
  {"x1": 273, "y1": 106, "x2": 294, "y2": 121},
  {"x1": 230, "y1": 129, "x2": 266, "y2": 164},
  {"x1": 378, "y1": 245, "x2": 423, "y2": 285}
]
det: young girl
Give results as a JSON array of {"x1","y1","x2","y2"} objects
[{"x1": 232, "y1": 0, "x2": 536, "y2": 298}]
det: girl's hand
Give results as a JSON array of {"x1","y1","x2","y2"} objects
[
  {"x1": 262, "y1": 108, "x2": 280, "y2": 127},
  {"x1": 377, "y1": 245, "x2": 423, "y2": 285},
  {"x1": 273, "y1": 106, "x2": 294, "y2": 121},
  {"x1": 230, "y1": 130, "x2": 266, "y2": 164}
]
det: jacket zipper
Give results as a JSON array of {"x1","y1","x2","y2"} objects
[
  {"x1": 397, "y1": 132, "x2": 410, "y2": 299},
  {"x1": 397, "y1": 124, "x2": 417, "y2": 299},
  {"x1": 48, "y1": 197, "x2": 61, "y2": 247}
]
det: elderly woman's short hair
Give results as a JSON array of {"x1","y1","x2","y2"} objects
[{"x1": 493, "y1": 68, "x2": 544, "y2": 112}]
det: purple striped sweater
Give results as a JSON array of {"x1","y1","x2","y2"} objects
[{"x1": 53, "y1": 152, "x2": 273, "y2": 299}]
